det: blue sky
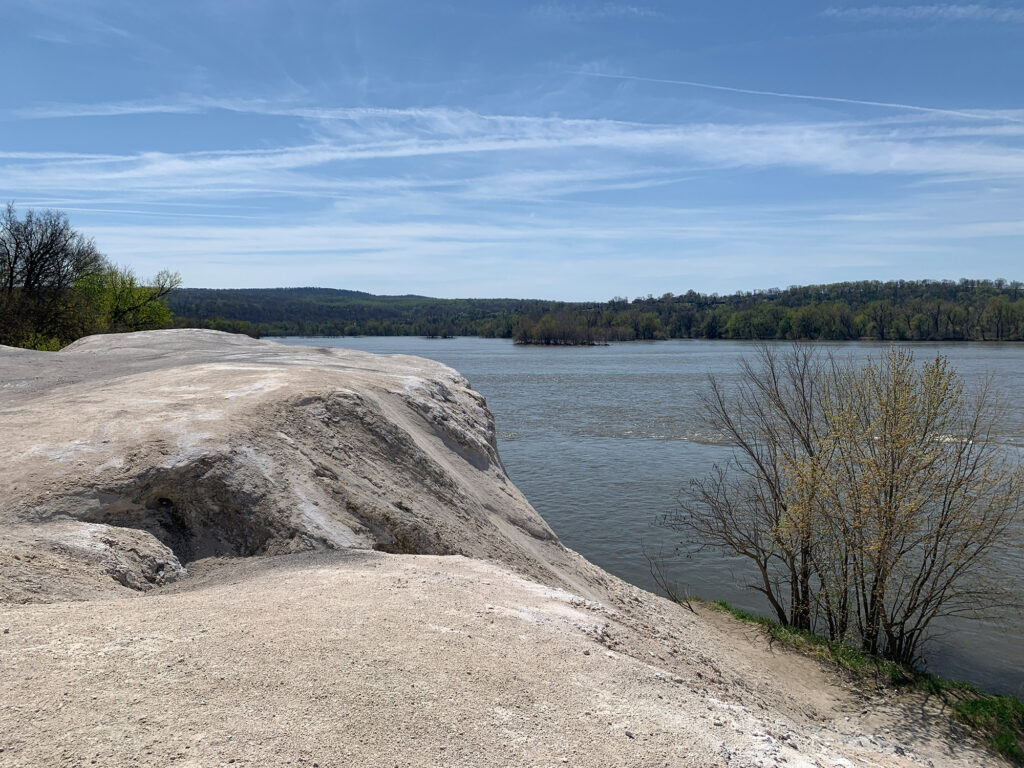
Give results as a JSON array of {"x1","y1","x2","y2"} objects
[{"x1": 2, "y1": 1, "x2": 1022, "y2": 300}]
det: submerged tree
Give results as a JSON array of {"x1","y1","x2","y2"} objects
[{"x1": 664, "y1": 344, "x2": 1023, "y2": 666}]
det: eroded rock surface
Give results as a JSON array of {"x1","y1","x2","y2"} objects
[{"x1": 1, "y1": 330, "x2": 578, "y2": 602}]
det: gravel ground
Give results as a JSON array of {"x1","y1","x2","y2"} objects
[{"x1": 2, "y1": 550, "x2": 1004, "y2": 768}]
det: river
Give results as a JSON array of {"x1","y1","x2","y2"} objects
[{"x1": 274, "y1": 336, "x2": 1023, "y2": 696}]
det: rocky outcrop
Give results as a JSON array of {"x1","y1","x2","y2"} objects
[
  {"x1": 0, "y1": 329, "x2": 583, "y2": 603},
  {"x1": 0, "y1": 331, "x2": 1007, "y2": 767}
]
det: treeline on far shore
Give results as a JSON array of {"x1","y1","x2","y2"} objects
[{"x1": 168, "y1": 279, "x2": 1024, "y2": 344}]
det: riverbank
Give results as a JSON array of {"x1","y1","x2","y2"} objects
[
  {"x1": 272, "y1": 335, "x2": 1024, "y2": 696},
  {"x1": 698, "y1": 599, "x2": 1024, "y2": 763}
]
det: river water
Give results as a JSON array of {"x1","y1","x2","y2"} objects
[{"x1": 274, "y1": 336, "x2": 1023, "y2": 696}]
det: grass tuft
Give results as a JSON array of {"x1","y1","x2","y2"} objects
[{"x1": 948, "y1": 692, "x2": 1024, "y2": 763}]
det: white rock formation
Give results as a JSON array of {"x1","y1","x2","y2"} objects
[
  {"x1": 0, "y1": 330, "x2": 1008, "y2": 767},
  {"x1": 1, "y1": 329, "x2": 589, "y2": 603}
]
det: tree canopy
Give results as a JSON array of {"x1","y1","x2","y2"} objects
[
  {"x1": 168, "y1": 280, "x2": 1024, "y2": 343},
  {"x1": 0, "y1": 204, "x2": 181, "y2": 349}
]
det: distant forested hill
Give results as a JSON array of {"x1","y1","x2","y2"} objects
[
  {"x1": 169, "y1": 280, "x2": 1024, "y2": 343},
  {"x1": 168, "y1": 287, "x2": 562, "y2": 338}
]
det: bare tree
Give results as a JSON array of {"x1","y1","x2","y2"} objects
[
  {"x1": 669, "y1": 344, "x2": 828, "y2": 630},
  {"x1": 1, "y1": 204, "x2": 106, "y2": 344},
  {"x1": 663, "y1": 344, "x2": 1023, "y2": 666}
]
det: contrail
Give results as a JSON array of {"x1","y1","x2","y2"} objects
[{"x1": 573, "y1": 71, "x2": 1022, "y2": 123}]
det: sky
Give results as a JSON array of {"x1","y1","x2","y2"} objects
[{"x1": 1, "y1": 1, "x2": 1022, "y2": 300}]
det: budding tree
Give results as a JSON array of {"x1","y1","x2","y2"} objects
[{"x1": 664, "y1": 344, "x2": 1023, "y2": 666}]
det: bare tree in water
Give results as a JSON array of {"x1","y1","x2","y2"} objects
[{"x1": 663, "y1": 344, "x2": 1023, "y2": 666}]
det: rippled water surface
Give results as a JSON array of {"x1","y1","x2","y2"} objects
[{"x1": 275, "y1": 336, "x2": 1024, "y2": 696}]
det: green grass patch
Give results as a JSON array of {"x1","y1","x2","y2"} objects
[
  {"x1": 943, "y1": 686, "x2": 1024, "y2": 763},
  {"x1": 695, "y1": 598, "x2": 1024, "y2": 764}
]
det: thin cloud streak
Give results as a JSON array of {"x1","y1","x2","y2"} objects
[
  {"x1": 14, "y1": 102, "x2": 199, "y2": 119},
  {"x1": 574, "y1": 71, "x2": 1024, "y2": 123},
  {"x1": 5, "y1": 111, "x2": 1023, "y2": 202},
  {"x1": 824, "y1": 5, "x2": 1024, "y2": 22},
  {"x1": 52, "y1": 207, "x2": 263, "y2": 220},
  {"x1": 15, "y1": 94, "x2": 1024, "y2": 132},
  {"x1": 530, "y1": 3, "x2": 662, "y2": 21}
]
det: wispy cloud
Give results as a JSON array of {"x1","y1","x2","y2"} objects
[
  {"x1": 5, "y1": 102, "x2": 1024, "y2": 206},
  {"x1": 13, "y1": 101, "x2": 199, "y2": 119},
  {"x1": 13, "y1": 0, "x2": 136, "y2": 43},
  {"x1": 530, "y1": 3, "x2": 662, "y2": 21},
  {"x1": 17, "y1": 92, "x2": 1024, "y2": 132},
  {"x1": 48, "y1": 207, "x2": 262, "y2": 220},
  {"x1": 823, "y1": 5, "x2": 1024, "y2": 23},
  {"x1": 4, "y1": 93, "x2": 1023, "y2": 296}
]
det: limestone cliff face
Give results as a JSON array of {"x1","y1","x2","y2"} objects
[{"x1": 0, "y1": 329, "x2": 584, "y2": 603}]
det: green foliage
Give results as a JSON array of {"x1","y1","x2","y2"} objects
[
  {"x1": 949, "y1": 693, "x2": 1024, "y2": 762},
  {"x1": 1, "y1": 205, "x2": 180, "y2": 348},
  {"x1": 21, "y1": 333, "x2": 62, "y2": 351},
  {"x1": 78, "y1": 265, "x2": 180, "y2": 333},
  {"x1": 168, "y1": 279, "x2": 1024, "y2": 343}
]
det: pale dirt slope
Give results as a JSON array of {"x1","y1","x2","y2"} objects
[{"x1": 0, "y1": 330, "x2": 1006, "y2": 767}]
